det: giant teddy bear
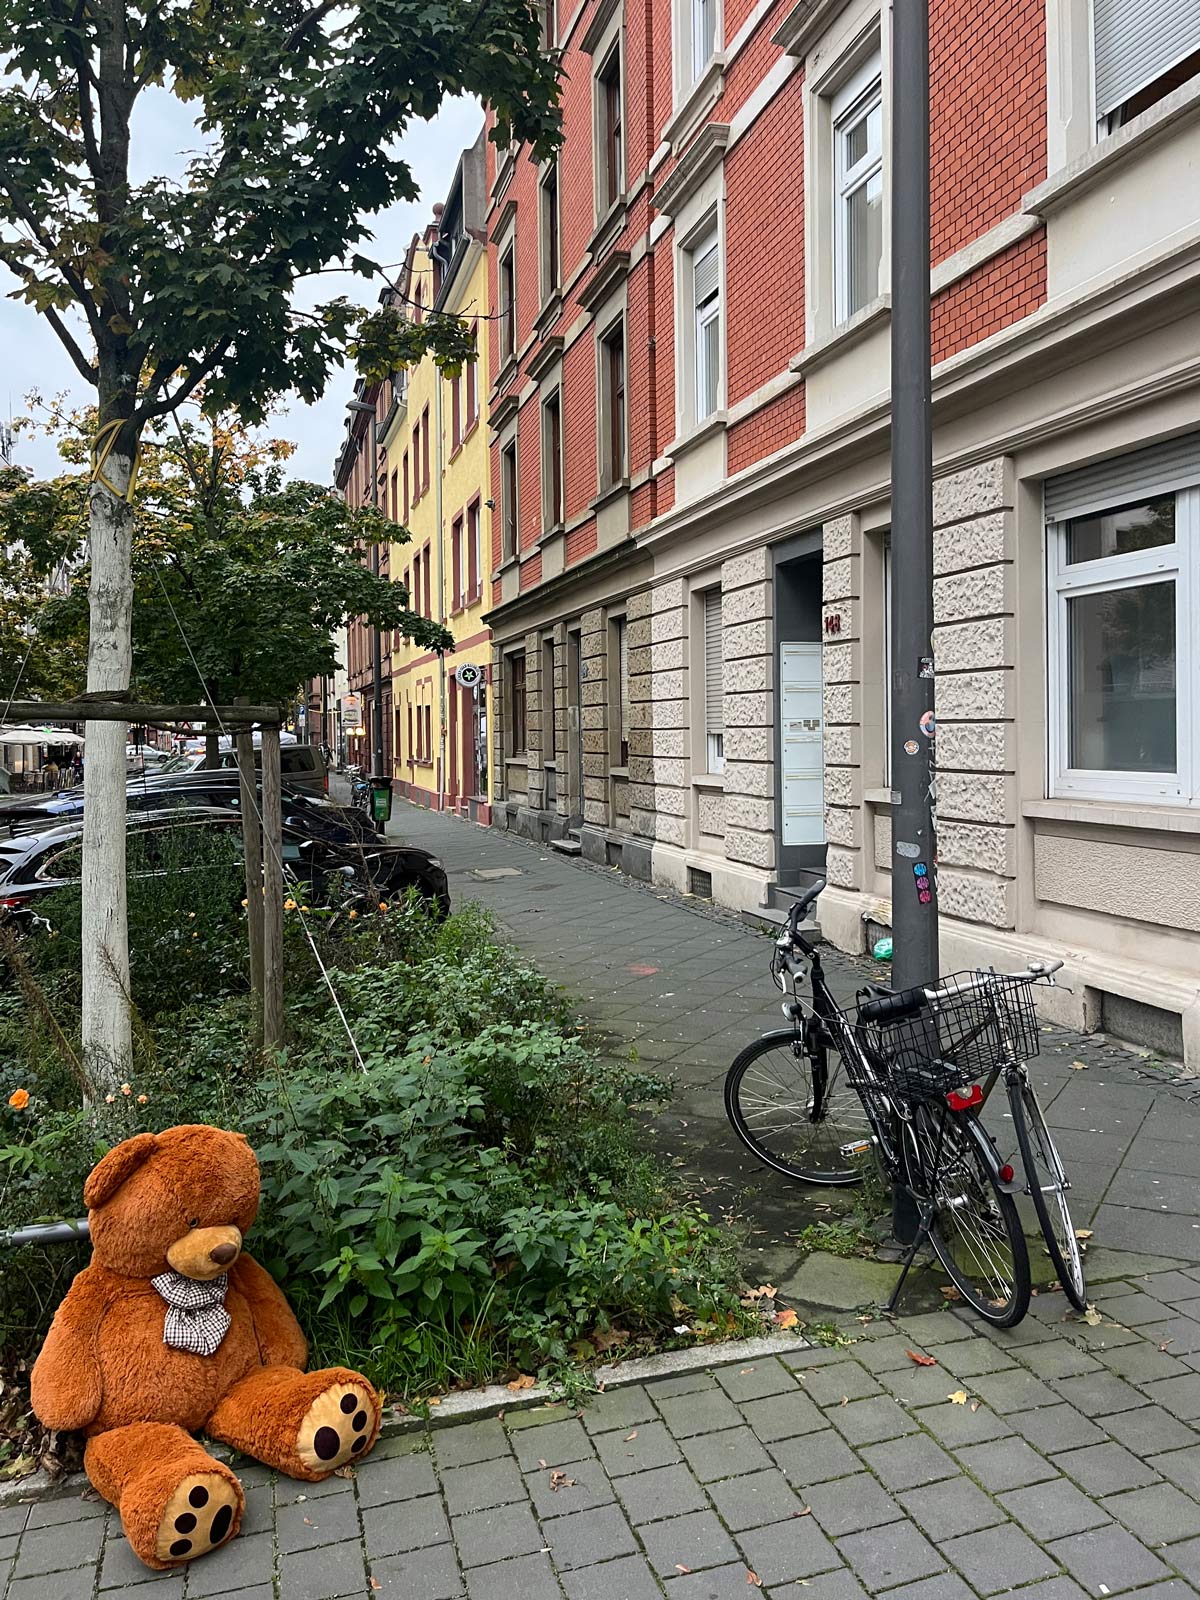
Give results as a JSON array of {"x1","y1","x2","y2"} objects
[{"x1": 31, "y1": 1124, "x2": 382, "y2": 1569}]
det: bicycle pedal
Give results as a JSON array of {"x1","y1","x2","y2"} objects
[{"x1": 840, "y1": 1139, "x2": 874, "y2": 1158}]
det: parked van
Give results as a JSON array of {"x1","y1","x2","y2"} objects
[{"x1": 154, "y1": 743, "x2": 328, "y2": 795}]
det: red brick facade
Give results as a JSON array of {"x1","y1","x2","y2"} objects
[{"x1": 484, "y1": 0, "x2": 1048, "y2": 594}]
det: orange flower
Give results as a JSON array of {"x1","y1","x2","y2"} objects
[
  {"x1": 7, "y1": 1088, "x2": 29, "y2": 1110},
  {"x1": 136, "y1": 1094, "x2": 148, "y2": 1105}
]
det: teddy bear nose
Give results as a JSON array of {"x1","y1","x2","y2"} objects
[{"x1": 209, "y1": 1243, "x2": 238, "y2": 1266}]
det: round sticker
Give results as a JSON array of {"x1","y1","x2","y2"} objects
[
  {"x1": 919, "y1": 710, "x2": 937, "y2": 739},
  {"x1": 903, "y1": 739, "x2": 920, "y2": 756}
]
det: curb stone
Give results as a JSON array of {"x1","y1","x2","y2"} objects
[{"x1": 0, "y1": 1330, "x2": 807, "y2": 1509}]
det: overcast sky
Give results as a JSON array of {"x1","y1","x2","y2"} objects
[{"x1": 1, "y1": 85, "x2": 484, "y2": 485}]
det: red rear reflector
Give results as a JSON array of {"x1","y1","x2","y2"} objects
[
  {"x1": 0, "y1": 896, "x2": 28, "y2": 910},
  {"x1": 946, "y1": 1084, "x2": 984, "y2": 1111},
  {"x1": 999, "y1": 1163, "x2": 1015, "y2": 1183}
]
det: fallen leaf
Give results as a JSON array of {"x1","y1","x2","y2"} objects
[
  {"x1": 1082, "y1": 1305, "x2": 1103, "y2": 1326},
  {"x1": 549, "y1": 1470, "x2": 577, "y2": 1492},
  {"x1": 538, "y1": 1458, "x2": 547, "y2": 1469},
  {"x1": 840, "y1": 1395, "x2": 850, "y2": 1406},
  {"x1": 949, "y1": 1390, "x2": 969, "y2": 1405},
  {"x1": 906, "y1": 1350, "x2": 937, "y2": 1367},
  {"x1": 303, "y1": 1517, "x2": 314, "y2": 1526},
  {"x1": 1070, "y1": 1060, "x2": 1088, "y2": 1071},
  {"x1": 427, "y1": 1396, "x2": 442, "y2": 1406},
  {"x1": 775, "y1": 1308, "x2": 799, "y2": 1329},
  {"x1": 370, "y1": 1578, "x2": 382, "y2": 1592},
  {"x1": 794, "y1": 1505, "x2": 813, "y2": 1517},
  {"x1": 939, "y1": 1285, "x2": 962, "y2": 1301},
  {"x1": 1074, "y1": 1229, "x2": 1093, "y2": 1240},
  {"x1": 747, "y1": 1572, "x2": 764, "y2": 1587},
  {"x1": 507, "y1": 1375, "x2": 537, "y2": 1392},
  {"x1": 624, "y1": 1430, "x2": 639, "y2": 1441},
  {"x1": 970, "y1": 1401, "x2": 981, "y2": 1413},
  {"x1": 740, "y1": 1367, "x2": 757, "y2": 1376},
  {"x1": 1160, "y1": 1339, "x2": 1175, "y2": 1352},
  {"x1": 333, "y1": 1467, "x2": 355, "y2": 1479},
  {"x1": 676, "y1": 1564, "x2": 693, "y2": 1574},
  {"x1": 741, "y1": 1284, "x2": 778, "y2": 1303}
]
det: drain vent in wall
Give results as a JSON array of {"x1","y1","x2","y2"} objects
[{"x1": 688, "y1": 867, "x2": 713, "y2": 899}]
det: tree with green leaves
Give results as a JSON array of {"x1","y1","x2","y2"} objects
[{"x1": 0, "y1": 0, "x2": 559, "y2": 1079}]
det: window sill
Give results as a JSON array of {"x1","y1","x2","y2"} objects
[
  {"x1": 864, "y1": 786, "x2": 899, "y2": 806},
  {"x1": 1023, "y1": 797, "x2": 1200, "y2": 834},
  {"x1": 692, "y1": 772, "x2": 725, "y2": 790},
  {"x1": 534, "y1": 291, "x2": 563, "y2": 338},
  {"x1": 1024, "y1": 76, "x2": 1200, "y2": 221},
  {"x1": 609, "y1": 766, "x2": 630, "y2": 780},
  {"x1": 664, "y1": 54, "x2": 727, "y2": 153},
  {"x1": 667, "y1": 409, "x2": 728, "y2": 461},
  {"x1": 590, "y1": 476, "x2": 630, "y2": 511},
  {"x1": 494, "y1": 353, "x2": 520, "y2": 394},
  {"x1": 587, "y1": 199, "x2": 626, "y2": 261},
  {"x1": 790, "y1": 295, "x2": 890, "y2": 378},
  {"x1": 537, "y1": 520, "x2": 565, "y2": 545}
]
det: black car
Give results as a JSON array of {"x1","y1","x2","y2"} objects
[
  {"x1": 0, "y1": 771, "x2": 380, "y2": 846},
  {"x1": 0, "y1": 807, "x2": 449, "y2": 924}
]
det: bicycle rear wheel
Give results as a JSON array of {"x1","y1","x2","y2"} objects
[
  {"x1": 907, "y1": 1106, "x2": 1030, "y2": 1327},
  {"x1": 1010, "y1": 1075, "x2": 1088, "y2": 1312},
  {"x1": 725, "y1": 1029, "x2": 876, "y2": 1185}
]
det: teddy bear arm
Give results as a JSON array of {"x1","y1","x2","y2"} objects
[
  {"x1": 232, "y1": 1255, "x2": 308, "y2": 1369},
  {"x1": 30, "y1": 1276, "x2": 107, "y2": 1432}
]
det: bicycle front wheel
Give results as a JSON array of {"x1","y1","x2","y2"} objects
[
  {"x1": 907, "y1": 1107, "x2": 1030, "y2": 1327},
  {"x1": 1011, "y1": 1076, "x2": 1088, "y2": 1312},
  {"x1": 725, "y1": 1030, "x2": 875, "y2": 1185}
]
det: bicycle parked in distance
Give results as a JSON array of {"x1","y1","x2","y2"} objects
[{"x1": 724, "y1": 876, "x2": 1087, "y2": 1323}]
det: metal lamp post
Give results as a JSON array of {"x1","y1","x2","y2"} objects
[
  {"x1": 888, "y1": 0, "x2": 939, "y2": 992},
  {"x1": 347, "y1": 398, "x2": 386, "y2": 789}
]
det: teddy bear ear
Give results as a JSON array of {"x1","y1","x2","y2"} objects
[{"x1": 83, "y1": 1132, "x2": 160, "y2": 1210}]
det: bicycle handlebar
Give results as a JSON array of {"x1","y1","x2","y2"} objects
[{"x1": 857, "y1": 958, "x2": 1064, "y2": 1024}]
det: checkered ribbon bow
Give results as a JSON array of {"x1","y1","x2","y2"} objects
[{"x1": 151, "y1": 1270, "x2": 231, "y2": 1356}]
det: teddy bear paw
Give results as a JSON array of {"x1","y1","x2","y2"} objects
[
  {"x1": 154, "y1": 1473, "x2": 240, "y2": 1564},
  {"x1": 296, "y1": 1379, "x2": 380, "y2": 1473}
]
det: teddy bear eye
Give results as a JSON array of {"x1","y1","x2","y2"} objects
[{"x1": 189, "y1": 1217, "x2": 200, "y2": 1228}]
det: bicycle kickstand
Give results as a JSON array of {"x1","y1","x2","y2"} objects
[{"x1": 883, "y1": 1201, "x2": 935, "y2": 1316}]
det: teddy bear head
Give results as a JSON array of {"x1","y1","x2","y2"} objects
[{"x1": 85, "y1": 1124, "x2": 260, "y2": 1280}]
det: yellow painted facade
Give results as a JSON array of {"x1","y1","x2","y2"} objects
[{"x1": 385, "y1": 130, "x2": 493, "y2": 817}]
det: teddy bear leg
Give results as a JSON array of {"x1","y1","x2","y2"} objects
[
  {"x1": 206, "y1": 1364, "x2": 382, "y2": 1481},
  {"x1": 85, "y1": 1423, "x2": 244, "y2": 1569}
]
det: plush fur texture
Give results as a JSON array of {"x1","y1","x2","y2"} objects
[{"x1": 31, "y1": 1125, "x2": 381, "y2": 1570}]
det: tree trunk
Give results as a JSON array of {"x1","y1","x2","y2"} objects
[
  {"x1": 81, "y1": 455, "x2": 134, "y2": 1087},
  {"x1": 260, "y1": 726, "x2": 285, "y2": 1054}
]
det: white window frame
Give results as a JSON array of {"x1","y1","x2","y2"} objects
[
  {"x1": 692, "y1": 231, "x2": 721, "y2": 423},
  {"x1": 702, "y1": 587, "x2": 725, "y2": 774},
  {"x1": 692, "y1": 0, "x2": 718, "y2": 80},
  {"x1": 594, "y1": 37, "x2": 626, "y2": 222},
  {"x1": 1047, "y1": 486, "x2": 1198, "y2": 806},
  {"x1": 832, "y1": 52, "x2": 883, "y2": 326}
]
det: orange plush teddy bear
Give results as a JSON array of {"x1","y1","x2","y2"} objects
[{"x1": 31, "y1": 1124, "x2": 382, "y2": 1570}]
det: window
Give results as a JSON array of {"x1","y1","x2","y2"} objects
[
  {"x1": 413, "y1": 282, "x2": 424, "y2": 324},
  {"x1": 692, "y1": 232, "x2": 721, "y2": 421},
  {"x1": 692, "y1": 0, "x2": 717, "y2": 78},
  {"x1": 703, "y1": 588, "x2": 724, "y2": 772},
  {"x1": 403, "y1": 452, "x2": 410, "y2": 522},
  {"x1": 540, "y1": 165, "x2": 561, "y2": 301},
  {"x1": 542, "y1": 389, "x2": 564, "y2": 529},
  {"x1": 465, "y1": 325, "x2": 478, "y2": 422},
  {"x1": 600, "y1": 321, "x2": 626, "y2": 487},
  {"x1": 411, "y1": 422, "x2": 421, "y2": 503},
  {"x1": 501, "y1": 440, "x2": 518, "y2": 561},
  {"x1": 509, "y1": 653, "x2": 528, "y2": 755},
  {"x1": 543, "y1": 637, "x2": 557, "y2": 760},
  {"x1": 1094, "y1": 3, "x2": 1200, "y2": 133},
  {"x1": 467, "y1": 498, "x2": 481, "y2": 600},
  {"x1": 411, "y1": 551, "x2": 422, "y2": 617},
  {"x1": 390, "y1": 468, "x2": 399, "y2": 521},
  {"x1": 541, "y1": 0, "x2": 556, "y2": 48},
  {"x1": 833, "y1": 56, "x2": 883, "y2": 323},
  {"x1": 451, "y1": 370, "x2": 462, "y2": 450},
  {"x1": 598, "y1": 50, "x2": 624, "y2": 210},
  {"x1": 421, "y1": 405, "x2": 430, "y2": 491},
  {"x1": 451, "y1": 514, "x2": 464, "y2": 610},
  {"x1": 615, "y1": 617, "x2": 630, "y2": 765},
  {"x1": 422, "y1": 540, "x2": 432, "y2": 620},
  {"x1": 499, "y1": 244, "x2": 517, "y2": 364},
  {"x1": 1047, "y1": 446, "x2": 1199, "y2": 805}
]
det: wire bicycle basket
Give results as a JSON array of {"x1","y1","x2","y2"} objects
[{"x1": 866, "y1": 971, "x2": 1042, "y2": 1104}]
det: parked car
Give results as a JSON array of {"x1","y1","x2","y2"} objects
[
  {"x1": 0, "y1": 771, "x2": 380, "y2": 845},
  {"x1": 146, "y1": 742, "x2": 328, "y2": 794},
  {"x1": 0, "y1": 808, "x2": 449, "y2": 925}
]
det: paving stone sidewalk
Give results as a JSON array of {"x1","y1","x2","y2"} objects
[
  {"x1": 11, "y1": 1292, "x2": 1200, "y2": 1599},
  {"x1": 8, "y1": 800, "x2": 1200, "y2": 1600}
]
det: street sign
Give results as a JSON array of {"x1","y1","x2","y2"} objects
[{"x1": 455, "y1": 663, "x2": 484, "y2": 689}]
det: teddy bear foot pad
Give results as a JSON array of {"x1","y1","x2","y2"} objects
[
  {"x1": 296, "y1": 1379, "x2": 379, "y2": 1474},
  {"x1": 155, "y1": 1472, "x2": 240, "y2": 1563}
]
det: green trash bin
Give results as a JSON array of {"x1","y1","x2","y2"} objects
[{"x1": 370, "y1": 779, "x2": 393, "y2": 826}]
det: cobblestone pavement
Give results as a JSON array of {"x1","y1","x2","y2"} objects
[{"x1": 8, "y1": 801, "x2": 1200, "y2": 1599}]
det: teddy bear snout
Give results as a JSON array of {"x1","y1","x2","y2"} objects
[{"x1": 166, "y1": 1225, "x2": 243, "y2": 1281}]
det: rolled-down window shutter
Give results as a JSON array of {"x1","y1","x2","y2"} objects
[
  {"x1": 693, "y1": 240, "x2": 719, "y2": 309},
  {"x1": 704, "y1": 589, "x2": 723, "y2": 736},
  {"x1": 1093, "y1": 0, "x2": 1199, "y2": 121},
  {"x1": 1045, "y1": 431, "x2": 1200, "y2": 522},
  {"x1": 619, "y1": 619, "x2": 631, "y2": 741}
]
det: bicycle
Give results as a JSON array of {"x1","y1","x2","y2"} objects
[{"x1": 725, "y1": 878, "x2": 1084, "y2": 1322}]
